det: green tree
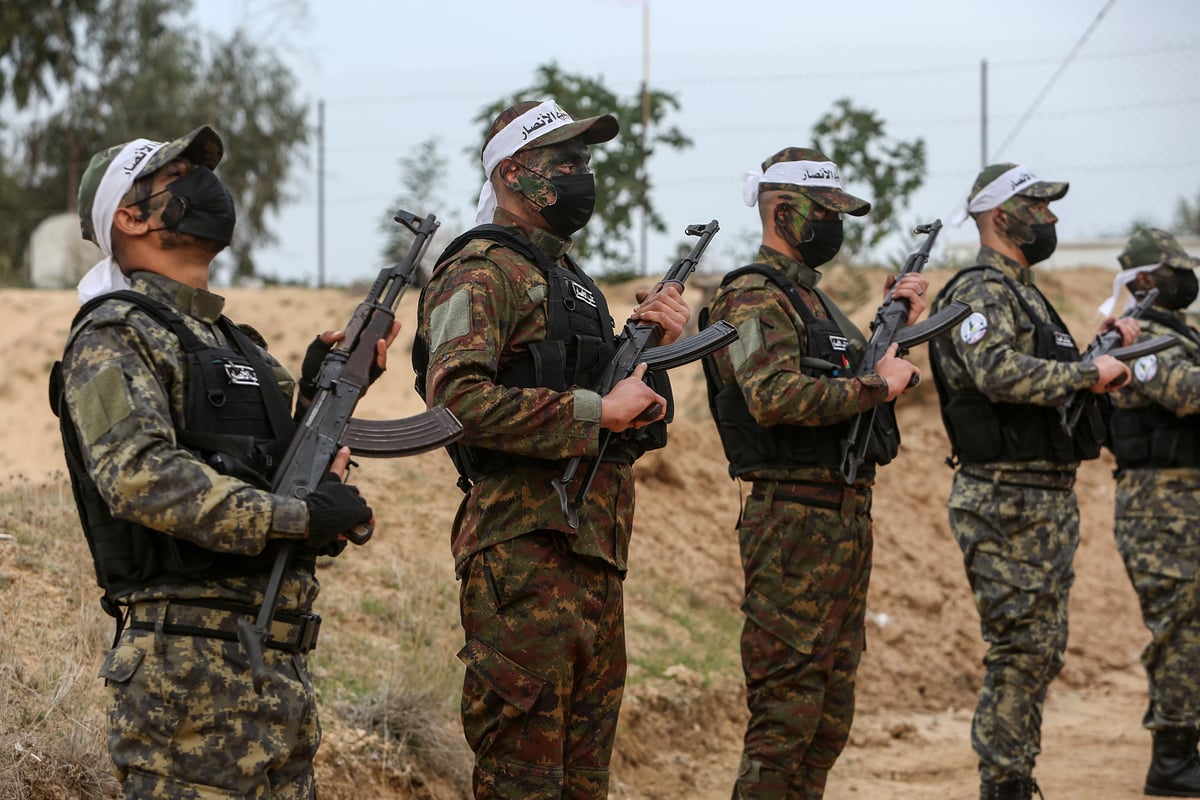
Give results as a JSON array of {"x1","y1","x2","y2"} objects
[
  {"x1": 0, "y1": 0, "x2": 309, "y2": 284},
  {"x1": 0, "y1": 0, "x2": 102, "y2": 108},
  {"x1": 196, "y1": 31, "x2": 308, "y2": 282},
  {"x1": 379, "y1": 137, "x2": 448, "y2": 270},
  {"x1": 1174, "y1": 188, "x2": 1200, "y2": 236},
  {"x1": 811, "y1": 97, "x2": 926, "y2": 257},
  {"x1": 474, "y1": 62, "x2": 692, "y2": 272}
]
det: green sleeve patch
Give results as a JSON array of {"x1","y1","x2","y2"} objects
[
  {"x1": 573, "y1": 389, "x2": 602, "y2": 423},
  {"x1": 527, "y1": 284, "x2": 547, "y2": 304},
  {"x1": 729, "y1": 318, "x2": 764, "y2": 372},
  {"x1": 428, "y1": 288, "x2": 472, "y2": 352},
  {"x1": 76, "y1": 365, "x2": 133, "y2": 445}
]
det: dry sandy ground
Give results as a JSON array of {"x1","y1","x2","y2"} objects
[{"x1": 0, "y1": 267, "x2": 1166, "y2": 798}]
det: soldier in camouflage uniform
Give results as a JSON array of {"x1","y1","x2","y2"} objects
[
  {"x1": 1103, "y1": 227, "x2": 1200, "y2": 797},
  {"x1": 928, "y1": 163, "x2": 1136, "y2": 800},
  {"x1": 702, "y1": 146, "x2": 926, "y2": 800},
  {"x1": 413, "y1": 100, "x2": 690, "y2": 799},
  {"x1": 54, "y1": 127, "x2": 381, "y2": 799}
]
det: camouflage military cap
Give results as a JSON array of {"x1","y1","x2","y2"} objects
[
  {"x1": 758, "y1": 146, "x2": 871, "y2": 216},
  {"x1": 1119, "y1": 226, "x2": 1200, "y2": 271},
  {"x1": 79, "y1": 126, "x2": 224, "y2": 245},
  {"x1": 969, "y1": 162, "x2": 1068, "y2": 204},
  {"x1": 483, "y1": 100, "x2": 618, "y2": 156}
]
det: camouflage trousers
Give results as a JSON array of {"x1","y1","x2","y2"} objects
[
  {"x1": 732, "y1": 481, "x2": 874, "y2": 800},
  {"x1": 100, "y1": 604, "x2": 320, "y2": 799},
  {"x1": 1114, "y1": 470, "x2": 1200, "y2": 730},
  {"x1": 948, "y1": 469, "x2": 1078, "y2": 784},
  {"x1": 458, "y1": 531, "x2": 625, "y2": 800}
]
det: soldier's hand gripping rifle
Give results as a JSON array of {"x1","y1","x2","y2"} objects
[
  {"x1": 551, "y1": 220, "x2": 738, "y2": 528},
  {"x1": 838, "y1": 220, "x2": 972, "y2": 484},
  {"x1": 238, "y1": 210, "x2": 463, "y2": 693},
  {"x1": 1057, "y1": 287, "x2": 1178, "y2": 435}
]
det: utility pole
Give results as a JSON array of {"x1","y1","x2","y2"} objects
[
  {"x1": 639, "y1": 0, "x2": 650, "y2": 275},
  {"x1": 317, "y1": 98, "x2": 326, "y2": 288},
  {"x1": 980, "y1": 59, "x2": 988, "y2": 168}
]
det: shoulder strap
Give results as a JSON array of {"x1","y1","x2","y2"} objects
[
  {"x1": 434, "y1": 224, "x2": 558, "y2": 276},
  {"x1": 721, "y1": 263, "x2": 819, "y2": 323},
  {"x1": 71, "y1": 290, "x2": 207, "y2": 352},
  {"x1": 1144, "y1": 308, "x2": 1200, "y2": 347},
  {"x1": 720, "y1": 263, "x2": 862, "y2": 343}
]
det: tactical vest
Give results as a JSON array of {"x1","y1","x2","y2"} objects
[
  {"x1": 412, "y1": 225, "x2": 668, "y2": 489},
  {"x1": 1108, "y1": 309, "x2": 1200, "y2": 469},
  {"x1": 931, "y1": 266, "x2": 1105, "y2": 466},
  {"x1": 49, "y1": 290, "x2": 297, "y2": 613},
  {"x1": 700, "y1": 264, "x2": 900, "y2": 479}
]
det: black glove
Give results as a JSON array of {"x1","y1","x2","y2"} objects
[
  {"x1": 298, "y1": 336, "x2": 333, "y2": 402},
  {"x1": 303, "y1": 472, "x2": 373, "y2": 551},
  {"x1": 298, "y1": 334, "x2": 386, "y2": 402}
]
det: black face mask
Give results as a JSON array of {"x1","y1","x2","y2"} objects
[
  {"x1": 154, "y1": 167, "x2": 237, "y2": 246},
  {"x1": 795, "y1": 218, "x2": 844, "y2": 268},
  {"x1": 1154, "y1": 267, "x2": 1199, "y2": 310},
  {"x1": 1018, "y1": 222, "x2": 1058, "y2": 265},
  {"x1": 539, "y1": 173, "x2": 596, "y2": 238}
]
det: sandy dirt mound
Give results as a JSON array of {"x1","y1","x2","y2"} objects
[{"x1": 0, "y1": 267, "x2": 1161, "y2": 798}]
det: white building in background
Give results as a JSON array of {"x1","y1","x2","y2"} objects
[
  {"x1": 943, "y1": 236, "x2": 1200, "y2": 271},
  {"x1": 29, "y1": 212, "x2": 100, "y2": 290}
]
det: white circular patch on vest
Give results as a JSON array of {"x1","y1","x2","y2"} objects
[
  {"x1": 960, "y1": 312, "x2": 988, "y2": 345},
  {"x1": 1133, "y1": 354, "x2": 1158, "y2": 383}
]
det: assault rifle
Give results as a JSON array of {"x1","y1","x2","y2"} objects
[
  {"x1": 551, "y1": 220, "x2": 738, "y2": 528},
  {"x1": 1057, "y1": 287, "x2": 1178, "y2": 435},
  {"x1": 238, "y1": 210, "x2": 463, "y2": 693},
  {"x1": 838, "y1": 220, "x2": 972, "y2": 484}
]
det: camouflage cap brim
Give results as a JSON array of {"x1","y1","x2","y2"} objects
[
  {"x1": 1017, "y1": 180, "x2": 1069, "y2": 202},
  {"x1": 520, "y1": 114, "x2": 619, "y2": 151},
  {"x1": 1120, "y1": 226, "x2": 1200, "y2": 271},
  {"x1": 139, "y1": 125, "x2": 224, "y2": 175},
  {"x1": 801, "y1": 185, "x2": 872, "y2": 216}
]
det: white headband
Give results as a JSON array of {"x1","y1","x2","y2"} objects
[
  {"x1": 743, "y1": 160, "x2": 846, "y2": 207},
  {"x1": 948, "y1": 165, "x2": 1039, "y2": 228},
  {"x1": 474, "y1": 100, "x2": 575, "y2": 225},
  {"x1": 1098, "y1": 264, "x2": 1162, "y2": 317},
  {"x1": 77, "y1": 138, "x2": 167, "y2": 303}
]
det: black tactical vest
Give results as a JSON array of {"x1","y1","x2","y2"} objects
[
  {"x1": 1108, "y1": 309, "x2": 1200, "y2": 469},
  {"x1": 931, "y1": 266, "x2": 1105, "y2": 466},
  {"x1": 49, "y1": 291, "x2": 297, "y2": 613},
  {"x1": 412, "y1": 225, "x2": 669, "y2": 488},
  {"x1": 701, "y1": 264, "x2": 900, "y2": 479}
]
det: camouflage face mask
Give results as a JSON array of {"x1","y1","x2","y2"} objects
[
  {"x1": 508, "y1": 143, "x2": 596, "y2": 238},
  {"x1": 776, "y1": 193, "x2": 843, "y2": 267}
]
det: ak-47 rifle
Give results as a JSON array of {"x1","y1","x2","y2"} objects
[
  {"x1": 1058, "y1": 287, "x2": 1178, "y2": 435},
  {"x1": 551, "y1": 220, "x2": 738, "y2": 528},
  {"x1": 838, "y1": 220, "x2": 973, "y2": 484},
  {"x1": 238, "y1": 210, "x2": 463, "y2": 693}
]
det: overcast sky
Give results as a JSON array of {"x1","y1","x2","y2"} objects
[{"x1": 193, "y1": 0, "x2": 1200, "y2": 285}]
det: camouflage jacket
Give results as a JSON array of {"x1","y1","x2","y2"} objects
[
  {"x1": 1110, "y1": 311, "x2": 1200, "y2": 516},
  {"x1": 60, "y1": 270, "x2": 316, "y2": 610},
  {"x1": 705, "y1": 246, "x2": 889, "y2": 484},
  {"x1": 930, "y1": 246, "x2": 1100, "y2": 474},
  {"x1": 418, "y1": 209, "x2": 633, "y2": 576}
]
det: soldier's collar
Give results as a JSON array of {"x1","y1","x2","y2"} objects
[
  {"x1": 131, "y1": 270, "x2": 226, "y2": 322},
  {"x1": 978, "y1": 246, "x2": 1035, "y2": 286},
  {"x1": 494, "y1": 208, "x2": 573, "y2": 262},
  {"x1": 758, "y1": 246, "x2": 821, "y2": 289}
]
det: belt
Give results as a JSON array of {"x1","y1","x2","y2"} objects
[
  {"x1": 125, "y1": 599, "x2": 321, "y2": 654},
  {"x1": 750, "y1": 479, "x2": 872, "y2": 521},
  {"x1": 959, "y1": 465, "x2": 1076, "y2": 491}
]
